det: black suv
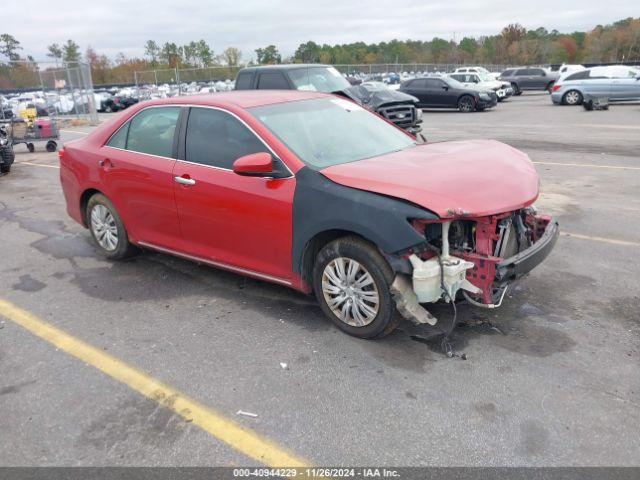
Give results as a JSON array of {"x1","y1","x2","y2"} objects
[
  {"x1": 235, "y1": 64, "x2": 422, "y2": 134},
  {"x1": 399, "y1": 76, "x2": 497, "y2": 112},
  {"x1": 499, "y1": 67, "x2": 558, "y2": 95}
]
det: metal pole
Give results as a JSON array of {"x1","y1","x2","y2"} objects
[
  {"x1": 65, "y1": 63, "x2": 80, "y2": 120},
  {"x1": 175, "y1": 67, "x2": 180, "y2": 96},
  {"x1": 154, "y1": 69, "x2": 158, "y2": 88}
]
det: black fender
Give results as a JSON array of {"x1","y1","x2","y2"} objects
[{"x1": 292, "y1": 167, "x2": 437, "y2": 279}]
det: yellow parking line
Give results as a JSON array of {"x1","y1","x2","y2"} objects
[
  {"x1": 563, "y1": 232, "x2": 640, "y2": 247},
  {"x1": 533, "y1": 161, "x2": 640, "y2": 171},
  {"x1": 17, "y1": 161, "x2": 60, "y2": 169},
  {"x1": 0, "y1": 299, "x2": 308, "y2": 468}
]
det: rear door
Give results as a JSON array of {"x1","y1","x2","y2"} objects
[
  {"x1": 400, "y1": 79, "x2": 429, "y2": 106},
  {"x1": 101, "y1": 106, "x2": 182, "y2": 248},
  {"x1": 172, "y1": 106, "x2": 295, "y2": 281},
  {"x1": 515, "y1": 69, "x2": 533, "y2": 89}
]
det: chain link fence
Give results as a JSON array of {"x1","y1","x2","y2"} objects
[
  {"x1": 333, "y1": 63, "x2": 521, "y2": 75},
  {"x1": 132, "y1": 63, "x2": 527, "y2": 93},
  {"x1": 0, "y1": 61, "x2": 98, "y2": 124}
]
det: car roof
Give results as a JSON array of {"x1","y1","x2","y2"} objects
[
  {"x1": 138, "y1": 90, "x2": 331, "y2": 109},
  {"x1": 239, "y1": 64, "x2": 332, "y2": 72}
]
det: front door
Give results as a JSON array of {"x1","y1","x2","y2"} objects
[
  {"x1": 172, "y1": 106, "x2": 296, "y2": 281},
  {"x1": 101, "y1": 106, "x2": 182, "y2": 248}
]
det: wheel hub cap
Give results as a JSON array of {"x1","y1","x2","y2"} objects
[
  {"x1": 321, "y1": 257, "x2": 380, "y2": 327},
  {"x1": 90, "y1": 204, "x2": 118, "y2": 251}
]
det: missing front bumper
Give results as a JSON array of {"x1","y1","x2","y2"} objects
[{"x1": 495, "y1": 219, "x2": 559, "y2": 283}]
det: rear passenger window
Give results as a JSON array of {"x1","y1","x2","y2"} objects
[
  {"x1": 408, "y1": 79, "x2": 427, "y2": 88},
  {"x1": 107, "y1": 123, "x2": 129, "y2": 149},
  {"x1": 185, "y1": 107, "x2": 269, "y2": 169},
  {"x1": 235, "y1": 72, "x2": 253, "y2": 90},
  {"x1": 126, "y1": 107, "x2": 180, "y2": 158},
  {"x1": 515, "y1": 69, "x2": 529, "y2": 76},
  {"x1": 257, "y1": 73, "x2": 289, "y2": 89}
]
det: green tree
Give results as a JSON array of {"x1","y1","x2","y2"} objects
[
  {"x1": 144, "y1": 40, "x2": 160, "y2": 66},
  {"x1": 196, "y1": 40, "x2": 213, "y2": 67},
  {"x1": 47, "y1": 43, "x2": 63, "y2": 65},
  {"x1": 62, "y1": 39, "x2": 81, "y2": 63},
  {"x1": 255, "y1": 45, "x2": 281, "y2": 64},
  {"x1": 294, "y1": 41, "x2": 320, "y2": 63},
  {"x1": 0, "y1": 34, "x2": 22, "y2": 61},
  {"x1": 161, "y1": 42, "x2": 181, "y2": 67}
]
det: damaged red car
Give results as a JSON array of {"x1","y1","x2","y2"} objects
[{"x1": 59, "y1": 91, "x2": 558, "y2": 339}]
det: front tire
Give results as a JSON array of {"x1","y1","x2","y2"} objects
[
  {"x1": 457, "y1": 95, "x2": 475, "y2": 113},
  {"x1": 562, "y1": 90, "x2": 583, "y2": 105},
  {"x1": 312, "y1": 236, "x2": 399, "y2": 339},
  {"x1": 511, "y1": 83, "x2": 522, "y2": 95},
  {"x1": 86, "y1": 193, "x2": 137, "y2": 260}
]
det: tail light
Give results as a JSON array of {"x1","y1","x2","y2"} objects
[
  {"x1": 552, "y1": 85, "x2": 562, "y2": 92},
  {"x1": 58, "y1": 148, "x2": 65, "y2": 160}
]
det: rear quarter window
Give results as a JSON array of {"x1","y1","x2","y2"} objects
[{"x1": 565, "y1": 71, "x2": 589, "y2": 81}]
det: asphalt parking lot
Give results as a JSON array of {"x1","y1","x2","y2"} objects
[{"x1": 1, "y1": 93, "x2": 639, "y2": 467}]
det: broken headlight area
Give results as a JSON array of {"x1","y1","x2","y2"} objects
[{"x1": 391, "y1": 208, "x2": 559, "y2": 326}]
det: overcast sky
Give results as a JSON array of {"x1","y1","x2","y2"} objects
[{"x1": 5, "y1": 0, "x2": 638, "y2": 62}]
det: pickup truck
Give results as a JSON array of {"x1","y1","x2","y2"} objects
[{"x1": 235, "y1": 64, "x2": 423, "y2": 134}]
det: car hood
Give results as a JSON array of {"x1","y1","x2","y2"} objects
[
  {"x1": 320, "y1": 140, "x2": 539, "y2": 219},
  {"x1": 338, "y1": 85, "x2": 418, "y2": 108}
]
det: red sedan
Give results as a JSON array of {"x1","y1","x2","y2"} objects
[{"x1": 60, "y1": 91, "x2": 558, "y2": 339}]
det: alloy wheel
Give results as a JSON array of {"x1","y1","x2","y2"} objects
[
  {"x1": 90, "y1": 204, "x2": 119, "y2": 251},
  {"x1": 321, "y1": 257, "x2": 380, "y2": 327},
  {"x1": 564, "y1": 91, "x2": 581, "y2": 105}
]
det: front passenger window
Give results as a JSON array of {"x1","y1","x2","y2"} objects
[{"x1": 185, "y1": 107, "x2": 270, "y2": 170}]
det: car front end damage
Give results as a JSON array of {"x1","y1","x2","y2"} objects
[{"x1": 390, "y1": 207, "x2": 559, "y2": 325}]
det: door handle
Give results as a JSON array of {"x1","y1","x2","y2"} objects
[
  {"x1": 99, "y1": 158, "x2": 114, "y2": 168},
  {"x1": 174, "y1": 176, "x2": 196, "y2": 186}
]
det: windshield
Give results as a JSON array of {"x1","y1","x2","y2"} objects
[
  {"x1": 250, "y1": 97, "x2": 416, "y2": 169},
  {"x1": 288, "y1": 67, "x2": 351, "y2": 93}
]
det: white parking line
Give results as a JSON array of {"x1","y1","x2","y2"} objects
[
  {"x1": 533, "y1": 161, "x2": 640, "y2": 171},
  {"x1": 564, "y1": 232, "x2": 640, "y2": 247},
  {"x1": 16, "y1": 161, "x2": 60, "y2": 169}
]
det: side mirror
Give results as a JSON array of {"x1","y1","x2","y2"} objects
[
  {"x1": 442, "y1": 85, "x2": 449, "y2": 91},
  {"x1": 233, "y1": 152, "x2": 274, "y2": 177}
]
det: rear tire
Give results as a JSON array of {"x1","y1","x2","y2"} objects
[
  {"x1": 46, "y1": 140, "x2": 57, "y2": 152},
  {"x1": 562, "y1": 90, "x2": 583, "y2": 106},
  {"x1": 457, "y1": 95, "x2": 475, "y2": 113},
  {"x1": 27, "y1": 143, "x2": 35, "y2": 153},
  {"x1": 312, "y1": 236, "x2": 399, "y2": 339},
  {"x1": 86, "y1": 193, "x2": 138, "y2": 260}
]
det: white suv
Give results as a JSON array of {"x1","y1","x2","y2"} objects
[{"x1": 449, "y1": 72, "x2": 514, "y2": 101}]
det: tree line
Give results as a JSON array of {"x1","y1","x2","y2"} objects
[{"x1": 0, "y1": 17, "x2": 638, "y2": 89}]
